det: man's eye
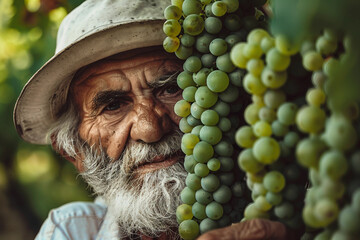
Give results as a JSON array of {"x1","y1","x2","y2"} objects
[
  {"x1": 163, "y1": 85, "x2": 181, "y2": 95},
  {"x1": 104, "y1": 101, "x2": 121, "y2": 111}
]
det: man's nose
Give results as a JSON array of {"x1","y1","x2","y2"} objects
[{"x1": 130, "y1": 98, "x2": 172, "y2": 143}]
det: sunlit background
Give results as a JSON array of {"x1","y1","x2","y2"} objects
[{"x1": 0, "y1": 0, "x2": 92, "y2": 239}]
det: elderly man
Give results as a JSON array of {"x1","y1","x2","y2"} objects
[{"x1": 14, "y1": 0, "x2": 289, "y2": 239}]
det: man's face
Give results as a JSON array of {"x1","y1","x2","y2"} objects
[{"x1": 72, "y1": 48, "x2": 183, "y2": 175}]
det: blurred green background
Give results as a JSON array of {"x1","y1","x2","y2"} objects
[{"x1": 0, "y1": 0, "x2": 92, "y2": 239}]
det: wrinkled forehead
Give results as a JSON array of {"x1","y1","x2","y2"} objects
[{"x1": 72, "y1": 46, "x2": 182, "y2": 86}]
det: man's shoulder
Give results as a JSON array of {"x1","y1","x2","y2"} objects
[
  {"x1": 49, "y1": 200, "x2": 107, "y2": 222},
  {"x1": 35, "y1": 200, "x2": 107, "y2": 240}
]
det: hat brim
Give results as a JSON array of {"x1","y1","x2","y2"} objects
[{"x1": 14, "y1": 20, "x2": 166, "y2": 145}]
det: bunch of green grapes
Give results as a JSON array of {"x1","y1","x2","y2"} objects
[{"x1": 163, "y1": 0, "x2": 266, "y2": 239}]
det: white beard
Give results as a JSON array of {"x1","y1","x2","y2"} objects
[{"x1": 80, "y1": 131, "x2": 186, "y2": 238}]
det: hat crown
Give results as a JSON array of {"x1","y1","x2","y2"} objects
[{"x1": 56, "y1": 0, "x2": 169, "y2": 53}]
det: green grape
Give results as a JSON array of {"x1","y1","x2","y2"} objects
[
  {"x1": 265, "y1": 191, "x2": 283, "y2": 206},
  {"x1": 316, "y1": 178, "x2": 345, "y2": 200},
  {"x1": 164, "y1": 5, "x2": 182, "y2": 20},
  {"x1": 253, "y1": 137, "x2": 280, "y2": 164},
  {"x1": 331, "y1": 231, "x2": 357, "y2": 240},
  {"x1": 192, "y1": 202, "x2": 207, "y2": 220},
  {"x1": 172, "y1": 0, "x2": 184, "y2": 9},
  {"x1": 230, "y1": 42, "x2": 248, "y2": 69},
  {"x1": 206, "y1": 70, "x2": 229, "y2": 92},
  {"x1": 201, "y1": 174, "x2": 220, "y2": 192},
  {"x1": 263, "y1": 171, "x2": 286, "y2": 193},
  {"x1": 316, "y1": 35, "x2": 337, "y2": 56},
  {"x1": 244, "y1": 203, "x2": 269, "y2": 220},
  {"x1": 175, "y1": 45, "x2": 193, "y2": 60},
  {"x1": 214, "y1": 140, "x2": 233, "y2": 157},
  {"x1": 319, "y1": 150, "x2": 348, "y2": 180},
  {"x1": 201, "y1": 110, "x2": 219, "y2": 126},
  {"x1": 196, "y1": 32, "x2": 216, "y2": 53},
  {"x1": 174, "y1": 99, "x2": 191, "y2": 117},
  {"x1": 252, "y1": 94, "x2": 265, "y2": 107},
  {"x1": 191, "y1": 102, "x2": 206, "y2": 119},
  {"x1": 211, "y1": 100, "x2": 230, "y2": 117},
  {"x1": 199, "y1": 218, "x2": 219, "y2": 234},
  {"x1": 314, "y1": 198, "x2": 339, "y2": 225},
  {"x1": 296, "y1": 137, "x2": 327, "y2": 168},
  {"x1": 216, "y1": 53, "x2": 236, "y2": 73},
  {"x1": 182, "y1": 133, "x2": 200, "y2": 149},
  {"x1": 205, "y1": 17, "x2": 222, "y2": 34},
  {"x1": 199, "y1": 126, "x2": 222, "y2": 145},
  {"x1": 195, "y1": 86, "x2": 218, "y2": 108},
  {"x1": 219, "y1": 84, "x2": 239, "y2": 103},
  {"x1": 186, "y1": 173, "x2": 202, "y2": 190},
  {"x1": 211, "y1": 1, "x2": 227, "y2": 17},
  {"x1": 224, "y1": 14, "x2": 242, "y2": 31},
  {"x1": 351, "y1": 151, "x2": 360, "y2": 175},
  {"x1": 275, "y1": 35, "x2": 300, "y2": 56},
  {"x1": 339, "y1": 205, "x2": 360, "y2": 234},
  {"x1": 259, "y1": 106, "x2": 277, "y2": 123},
  {"x1": 193, "y1": 67, "x2": 210, "y2": 86},
  {"x1": 314, "y1": 230, "x2": 333, "y2": 240},
  {"x1": 296, "y1": 105, "x2": 326, "y2": 133},
  {"x1": 182, "y1": 142, "x2": 193, "y2": 155},
  {"x1": 263, "y1": 89, "x2": 286, "y2": 109},
  {"x1": 284, "y1": 131, "x2": 300, "y2": 148},
  {"x1": 193, "y1": 141, "x2": 214, "y2": 163},
  {"x1": 253, "y1": 120, "x2": 272, "y2": 137},
  {"x1": 254, "y1": 195, "x2": 272, "y2": 211},
  {"x1": 182, "y1": 0, "x2": 202, "y2": 16},
  {"x1": 184, "y1": 155, "x2": 197, "y2": 173},
  {"x1": 311, "y1": 71, "x2": 326, "y2": 89},
  {"x1": 244, "y1": 103, "x2": 261, "y2": 125},
  {"x1": 184, "y1": 56, "x2": 202, "y2": 73},
  {"x1": 181, "y1": 187, "x2": 196, "y2": 205},
  {"x1": 243, "y1": 43, "x2": 263, "y2": 59},
  {"x1": 352, "y1": 189, "x2": 360, "y2": 213},
  {"x1": 266, "y1": 48, "x2": 291, "y2": 71},
  {"x1": 194, "y1": 162, "x2": 210, "y2": 177},
  {"x1": 181, "y1": 34, "x2": 196, "y2": 47},
  {"x1": 238, "y1": 148, "x2": 264, "y2": 174},
  {"x1": 196, "y1": 188, "x2": 213, "y2": 205},
  {"x1": 243, "y1": 73, "x2": 267, "y2": 95},
  {"x1": 183, "y1": 86, "x2": 197, "y2": 102},
  {"x1": 303, "y1": 205, "x2": 324, "y2": 228},
  {"x1": 219, "y1": 157, "x2": 234, "y2": 172},
  {"x1": 306, "y1": 88, "x2": 326, "y2": 106},
  {"x1": 201, "y1": 0, "x2": 211, "y2": 4},
  {"x1": 209, "y1": 38, "x2": 228, "y2": 56},
  {"x1": 191, "y1": 125, "x2": 203, "y2": 137},
  {"x1": 221, "y1": 0, "x2": 239, "y2": 13},
  {"x1": 213, "y1": 185, "x2": 232, "y2": 204},
  {"x1": 261, "y1": 67, "x2": 287, "y2": 89},
  {"x1": 246, "y1": 58, "x2": 265, "y2": 76},
  {"x1": 225, "y1": 34, "x2": 242, "y2": 49},
  {"x1": 323, "y1": 114, "x2": 357, "y2": 151},
  {"x1": 217, "y1": 215, "x2": 231, "y2": 228},
  {"x1": 228, "y1": 69, "x2": 245, "y2": 87},
  {"x1": 180, "y1": 117, "x2": 193, "y2": 133},
  {"x1": 247, "y1": 28, "x2": 270, "y2": 45},
  {"x1": 206, "y1": 201, "x2": 223, "y2": 220},
  {"x1": 163, "y1": 36, "x2": 180, "y2": 53},
  {"x1": 179, "y1": 219, "x2": 200, "y2": 240},
  {"x1": 302, "y1": 51, "x2": 324, "y2": 71},
  {"x1": 163, "y1": 19, "x2": 181, "y2": 37},
  {"x1": 260, "y1": 35, "x2": 275, "y2": 53},
  {"x1": 177, "y1": 204, "x2": 194, "y2": 223},
  {"x1": 201, "y1": 53, "x2": 216, "y2": 68},
  {"x1": 187, "y1": 114, "x2": 201, "y2": 127},
  {"x1": 183, "y1": 14, "x2": 205, "y2": 36},
  {"x1": 300, "y1": 39, "x2": 316, "y2": 56},
  {"x1": 277, "y1": 102, "x2": 298, "y2": 125},
  {"x1": 231, "y1": 182, "x2": 244, "y2": 197},
  {"x1": 274, "y1": 201, "x2": 294, "y2": 219},
  {"x1": 207, "y1": 158, "x2": 221, "y2": 171},
  {"x1": 177, "y1": 71, "x2": 196, "y2": 89},
  {"x1": 204, "y1": 3, "x2": 215, "y2": 17},
  {"x1": 218, "y1": 117, "x2": 231, "y2": 132}
]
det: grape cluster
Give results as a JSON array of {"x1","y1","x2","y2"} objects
[{"x1": 163, "y1": 0, "x2": 266, "y2": 239}]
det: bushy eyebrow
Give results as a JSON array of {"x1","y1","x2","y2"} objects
[
  {"x1": 92, "y1": 90, "x2": 127, "y2": 113},
  {"x1": 147, "y1": 71, "x2": 180, "y2": 88}
]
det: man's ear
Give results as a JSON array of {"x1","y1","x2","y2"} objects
[{"x1": 50, "y1": 134, "x2": 85, "y2": 172}]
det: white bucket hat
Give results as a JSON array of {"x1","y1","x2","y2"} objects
[{"x1": 14, "y1": 0, "x2": 169, "y2": 145}]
